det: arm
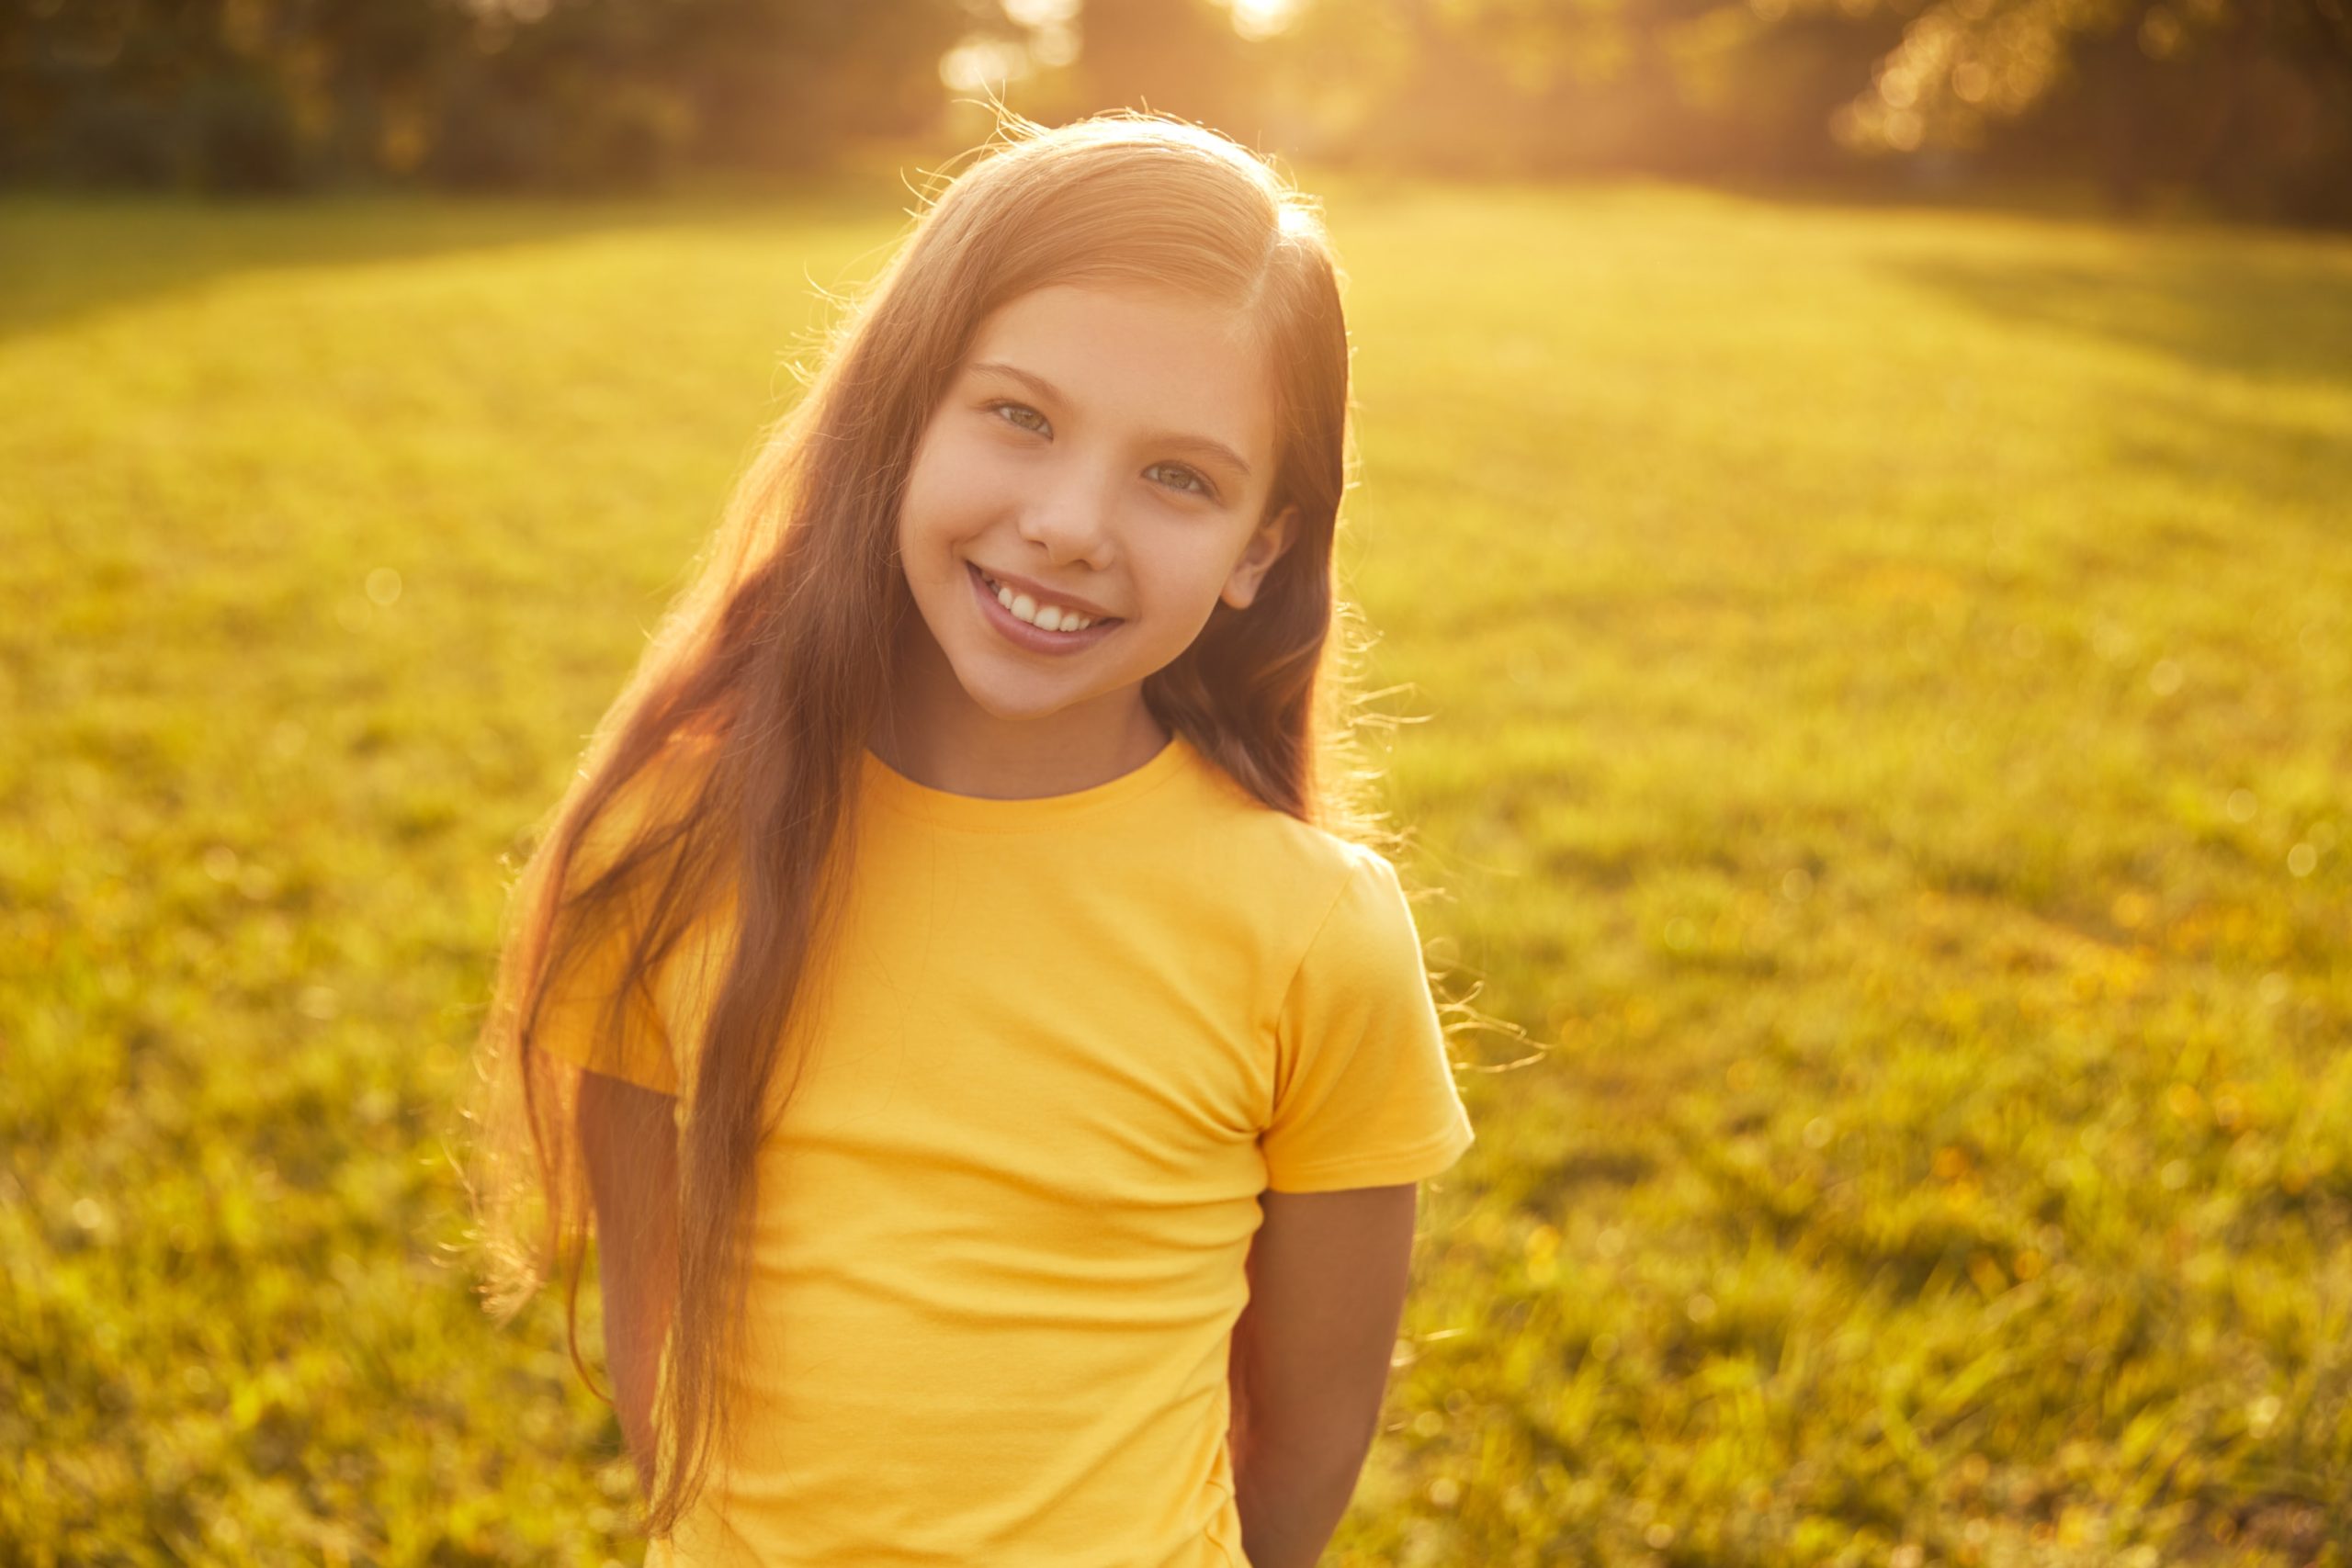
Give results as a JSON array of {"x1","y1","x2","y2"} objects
[
  {"x1": 1227, "y1": 1182, "x2": 1420, "y2": 1568},
  {"x1": 575, "y1": 1066, "x2": 682, "y2": 1499}
]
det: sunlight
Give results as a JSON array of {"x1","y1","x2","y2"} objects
[{"x1": 1227, "y1": 0, "x2": 1303, "y2": 40}]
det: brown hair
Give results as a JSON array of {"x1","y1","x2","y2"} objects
[{"x1": 458, "y1": 106, "x2": 1414, "y2": 1542}]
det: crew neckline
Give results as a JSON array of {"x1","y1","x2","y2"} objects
[{"x1": 861, "y1": 730, "x2": 1193, "y2": 831}]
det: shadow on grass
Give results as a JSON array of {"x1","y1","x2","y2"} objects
[
  {"x1": 1876, "y1": 243, "x2": 2352, "y2": 391},
  {"x1": 1873, "y1": 241, "x2": 2352, "y2": 554},
  {"x1": 0, "y1": 175, "x2": 903, "y2": 345}
]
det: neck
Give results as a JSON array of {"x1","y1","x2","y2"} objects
[{"x1": 871, "y1": 634, "x2": 1171, "y2": 802}]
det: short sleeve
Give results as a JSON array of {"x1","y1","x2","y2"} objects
[
  {"x1": 1261, "y1": 852, "x2": 1476, "y2": 1193},
  {"x1": 528, "y1": 778, "x2": 683, "y2": 1097},
  {"x1": 532, "y1": 876, "x2": 680, "y2": 1096}
]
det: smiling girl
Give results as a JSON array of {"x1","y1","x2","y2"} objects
[{"x1": 464, "y1": 110, "x2": 1476, "y2": 1567}]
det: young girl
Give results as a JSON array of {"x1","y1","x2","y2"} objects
[{"x1": 464, "y1": 108, "x2": 1476, "y2": 1568}]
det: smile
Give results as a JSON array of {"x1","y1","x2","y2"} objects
[{"x1": 967, "y1": 560, "x2": 1123, "y2": 656}]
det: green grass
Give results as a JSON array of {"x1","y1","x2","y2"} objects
[{"x1": 3, "y1": 178, "x2": 2347, "y2": 1565}]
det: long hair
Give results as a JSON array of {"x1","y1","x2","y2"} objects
[{"x1": 458, "y1": 106, "x2": 1413, "y2": 1542}]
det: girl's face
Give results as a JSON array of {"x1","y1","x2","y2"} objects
[{"x1": 890, "y1": 282, "x2": 1300, "y2": 750}]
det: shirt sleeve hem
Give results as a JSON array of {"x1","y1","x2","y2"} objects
[
  {"x1": 1261, "y1": 1120, "x2": 1475, "y2": 1194},
  {"x1": 571, "y1": 1056, "x2": 681, "y2": 1098}
]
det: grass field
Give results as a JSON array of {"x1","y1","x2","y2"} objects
[{"x1": 3, "y1": 175, "x2": 2348, "y2": 1565}]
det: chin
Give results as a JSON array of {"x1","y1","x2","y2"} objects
[{"x1": 954, "y1": 670, "x2": 1082, "y2": 723}]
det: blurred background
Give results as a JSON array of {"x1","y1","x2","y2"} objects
[
  {"x1": 4, "y1": 1, "x2": 2351, "y2": 1564},
  {"x1": 5, "y1": 0, "x2": 2351, "y2": 222}
]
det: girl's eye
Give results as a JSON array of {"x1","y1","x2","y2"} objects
[
  {"x1": 983, "y1": 400, "x2": 1218, "y2": 503},
  {"x1": 988, "y1": 400, "x2": 1049, "y2": 435},
  {"x1": 1148, "y1": 463, "x2": 1215, "y2": 500}
]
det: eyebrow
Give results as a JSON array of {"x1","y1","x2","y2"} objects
[{"x1": 967, "y1": 360, "x2": 1254, "y2": 482}]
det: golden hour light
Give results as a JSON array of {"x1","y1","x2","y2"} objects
[{"x1": 5, "y1": 0, "x2": 2349, "y2": 1562}]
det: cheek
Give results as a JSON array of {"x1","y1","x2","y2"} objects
[
  {"x1": 904, "y1": 439, "x2": 1003, "y2": 543},
  {"x1": 1149, "y1": 543, "x2": 1239, "y2": 610}
]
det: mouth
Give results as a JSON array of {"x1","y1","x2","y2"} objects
[{"x1": 966, "y1": 559, "x2": 1124, "y2": 653}]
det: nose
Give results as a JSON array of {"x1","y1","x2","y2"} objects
[{"x1": 1013, "y1": 457, "x2": 1121, "y2": 570}]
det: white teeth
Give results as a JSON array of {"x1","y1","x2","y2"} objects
[{"x1": 983, "y1": 572, "x2": 1099, "y2": 633}]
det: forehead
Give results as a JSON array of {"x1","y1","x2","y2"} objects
[{"x1": 962, "y1": 284, "x2": 1273, "y2": 466}]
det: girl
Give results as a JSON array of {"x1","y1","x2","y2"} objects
[{"x1": 463, "y1": 108, "x2": 1476, "y2": 1568}]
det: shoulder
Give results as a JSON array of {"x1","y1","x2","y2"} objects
[
  {"x1": 570, "y1": 729, "x2": 724, "y2": 891},
  {"x1": 1170, "y1": 750, "x2": 1411, "y2": 947},
  {"x1": 1288, "y1": 838, "x2": 1423, "y2": 994}
]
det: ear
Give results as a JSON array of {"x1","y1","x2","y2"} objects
[{"x1": 1221, "y1": 503, "x2": 1302, "y2": 611}]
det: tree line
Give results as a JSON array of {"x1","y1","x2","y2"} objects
[{"x1": 4, "y1": 0, "x2": 2346, "y2": 225}]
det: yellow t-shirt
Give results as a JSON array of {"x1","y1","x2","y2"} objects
[{"x1": 537, "y1": 729, "x2": 1476, "y2": 1566}]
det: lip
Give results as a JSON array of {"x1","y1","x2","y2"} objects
[{"x1": 967, "y1": 559, "x2": 1123, "y2": 657}]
